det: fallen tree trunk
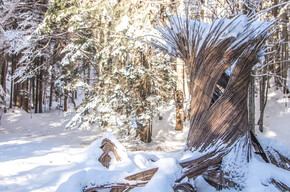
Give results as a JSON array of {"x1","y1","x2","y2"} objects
[
  {"x1": 83, "y1": 168, "x2": 159, "y2": 192},
  {"x1": 84, "y1": 182, "x2": 148, "y2": 192}
]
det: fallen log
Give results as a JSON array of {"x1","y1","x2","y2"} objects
[
  {"x1": 84, "y1": 134, "x2": 290, "y2": 192},
  {"x1": 83, "y1": 181, "x2": 148, "y2": 192},
  {"x1": 125, "y1": 168, "x2": 158, "y2": 181},
  {"x1": 173, "y1": 183, "x2": 197, "y2": 192},
  {"x1": 83, "y1": 168, "x2": 158, "y2": 192}
]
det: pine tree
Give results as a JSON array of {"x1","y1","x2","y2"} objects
[
  {"x1": 39, "y1": 0, "x2": 177, "y2": 142},
  {"x1": 1, "y1": 0, "x2": 48, "y2": 112}
]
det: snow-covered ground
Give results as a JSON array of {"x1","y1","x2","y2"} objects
[
  {"x1": 0, "y1": 105, "x2": 188, "y2": 192},
  {"x1": 256, "y1": 86, "x2": 290, "y2": 146},
  {"x1": 0, "y1": 109, "x2": 102, "y2": 192},
  {"x1": 0, "y1": 87, "x2": 289, "y2": 192}
]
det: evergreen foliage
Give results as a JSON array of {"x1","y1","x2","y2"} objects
[{"x1": 39, "y1": 0, "x2": 176, "y2": 136}]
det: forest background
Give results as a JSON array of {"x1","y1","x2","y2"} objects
[{"x1": 0, "y1": 0, "x2": 289, "y2": 143}]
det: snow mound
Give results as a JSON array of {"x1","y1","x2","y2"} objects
[{"x1": 57, "y1": 133, "x2": 182, "y2": 192}]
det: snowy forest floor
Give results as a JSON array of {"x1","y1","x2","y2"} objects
[{"x1": 0, "y1": 86, "x2": 289, "y2": 192}]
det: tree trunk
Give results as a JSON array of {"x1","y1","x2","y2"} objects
[
  {"x1": 272, "y1": 0, "x2": 281, "y2": 88},
  {"x1": 31, "y1": 77, "x2": 35, "y2": 112},
  {"x1": 22, "y1": 80, "x2": 29, "y2": 112},
  {"x1": 152, "y1": 15, "x2": 274, "y2": 151},
  {"x1": 0, "y1": 49, "x2": 7, "y2": 112},
  {"x1": 15, "y1": 81, "x2": 22, "y2": 108},
  {"x1": 136, "y1": 52, "x2": 152, "y2": 143},
  {"x1": 187, "y1": 53, "x2": 253, "y2": 150},
  {"x1": 35, "y1": 66, "x2": 39, "y2": 113},
  {"x1": 43, "y1": 70, "x2": 48, "y2": 112},
  {"x1": 175, "y1": 58, "x2": 184, "y2": 131},
  {"x1": 10, "y1": 54, "x2": 16, "y2": 108},
  {"x1": 281, "y1": 1, "x2": 289, "y2": 96},
  {"x1": 13, "y1": 54, "x2": 23, "y2": 108},
  {"x1": 71, "y1": 91, "x2": 76, "y2": 108},
  {"x1": 185, "y1": 36, "x2": 261, "y2": 151},
  {"x1": 29, "y1": 78, "x2": 33, "y2": 113},
  {"x1": 0, "y1": 49, "x2": 3, "y2": 86},
  {"x1": 149, "y1": 14, "x2": 290, "y2": 190},
  {"x1": 64, "y1": 89, "x2": 68, "y2": 111},
  {"x1": 259, "y1": 66, "x2": 267, "y2": 132},
  {"x1": 38, "y1": 58, "x2": 43, "y2": 113},
  {"x1": 49, "y1": 73, "x2": 54, "y2": 109},
  {"x1": 136, "y1": 124, "x2": 151, "y2": 143},
  {"x1": 248, "y1": 70, "x2": 255, "y2": 133},
  {"x1": 87, "y1": 63, "x2": 91, "y2": 85}
]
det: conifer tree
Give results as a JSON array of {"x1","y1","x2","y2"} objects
[{"x1": 39, "y1": 0, "x2": 176, "y2": 142}]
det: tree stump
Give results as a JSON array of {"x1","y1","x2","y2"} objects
[
  {"x1": 98, "y1": 138, "x2": 122, "y2": 168},
  {"x1": 86, "y1": 13, "x2": 290, "y2": 192}
]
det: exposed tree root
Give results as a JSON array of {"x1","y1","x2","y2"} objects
[
  {"x1": 125, "y1": 168, "x2": 159, "y2": 181},
  {"x1": 173, "y1": 183, "x2": 197, "y2": 192},
  {"x1": 265, "y1": 147, "x2": 290, "y2": 171},
  {"x1": 84, "y1": 133, "x2": 290, "y2": 192},
  {"x1": 178, "y1": 150, "x2": 225, "y2": 182},
  {"x1": 176, "y1": 132, "x2": 290, "y2": 191},
  {"x1": 271, "y1": 179, "x2": 290, "y2": 191},
  {"x1": 83, "y1": 168, "x2": 158, "y2": 192}
]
